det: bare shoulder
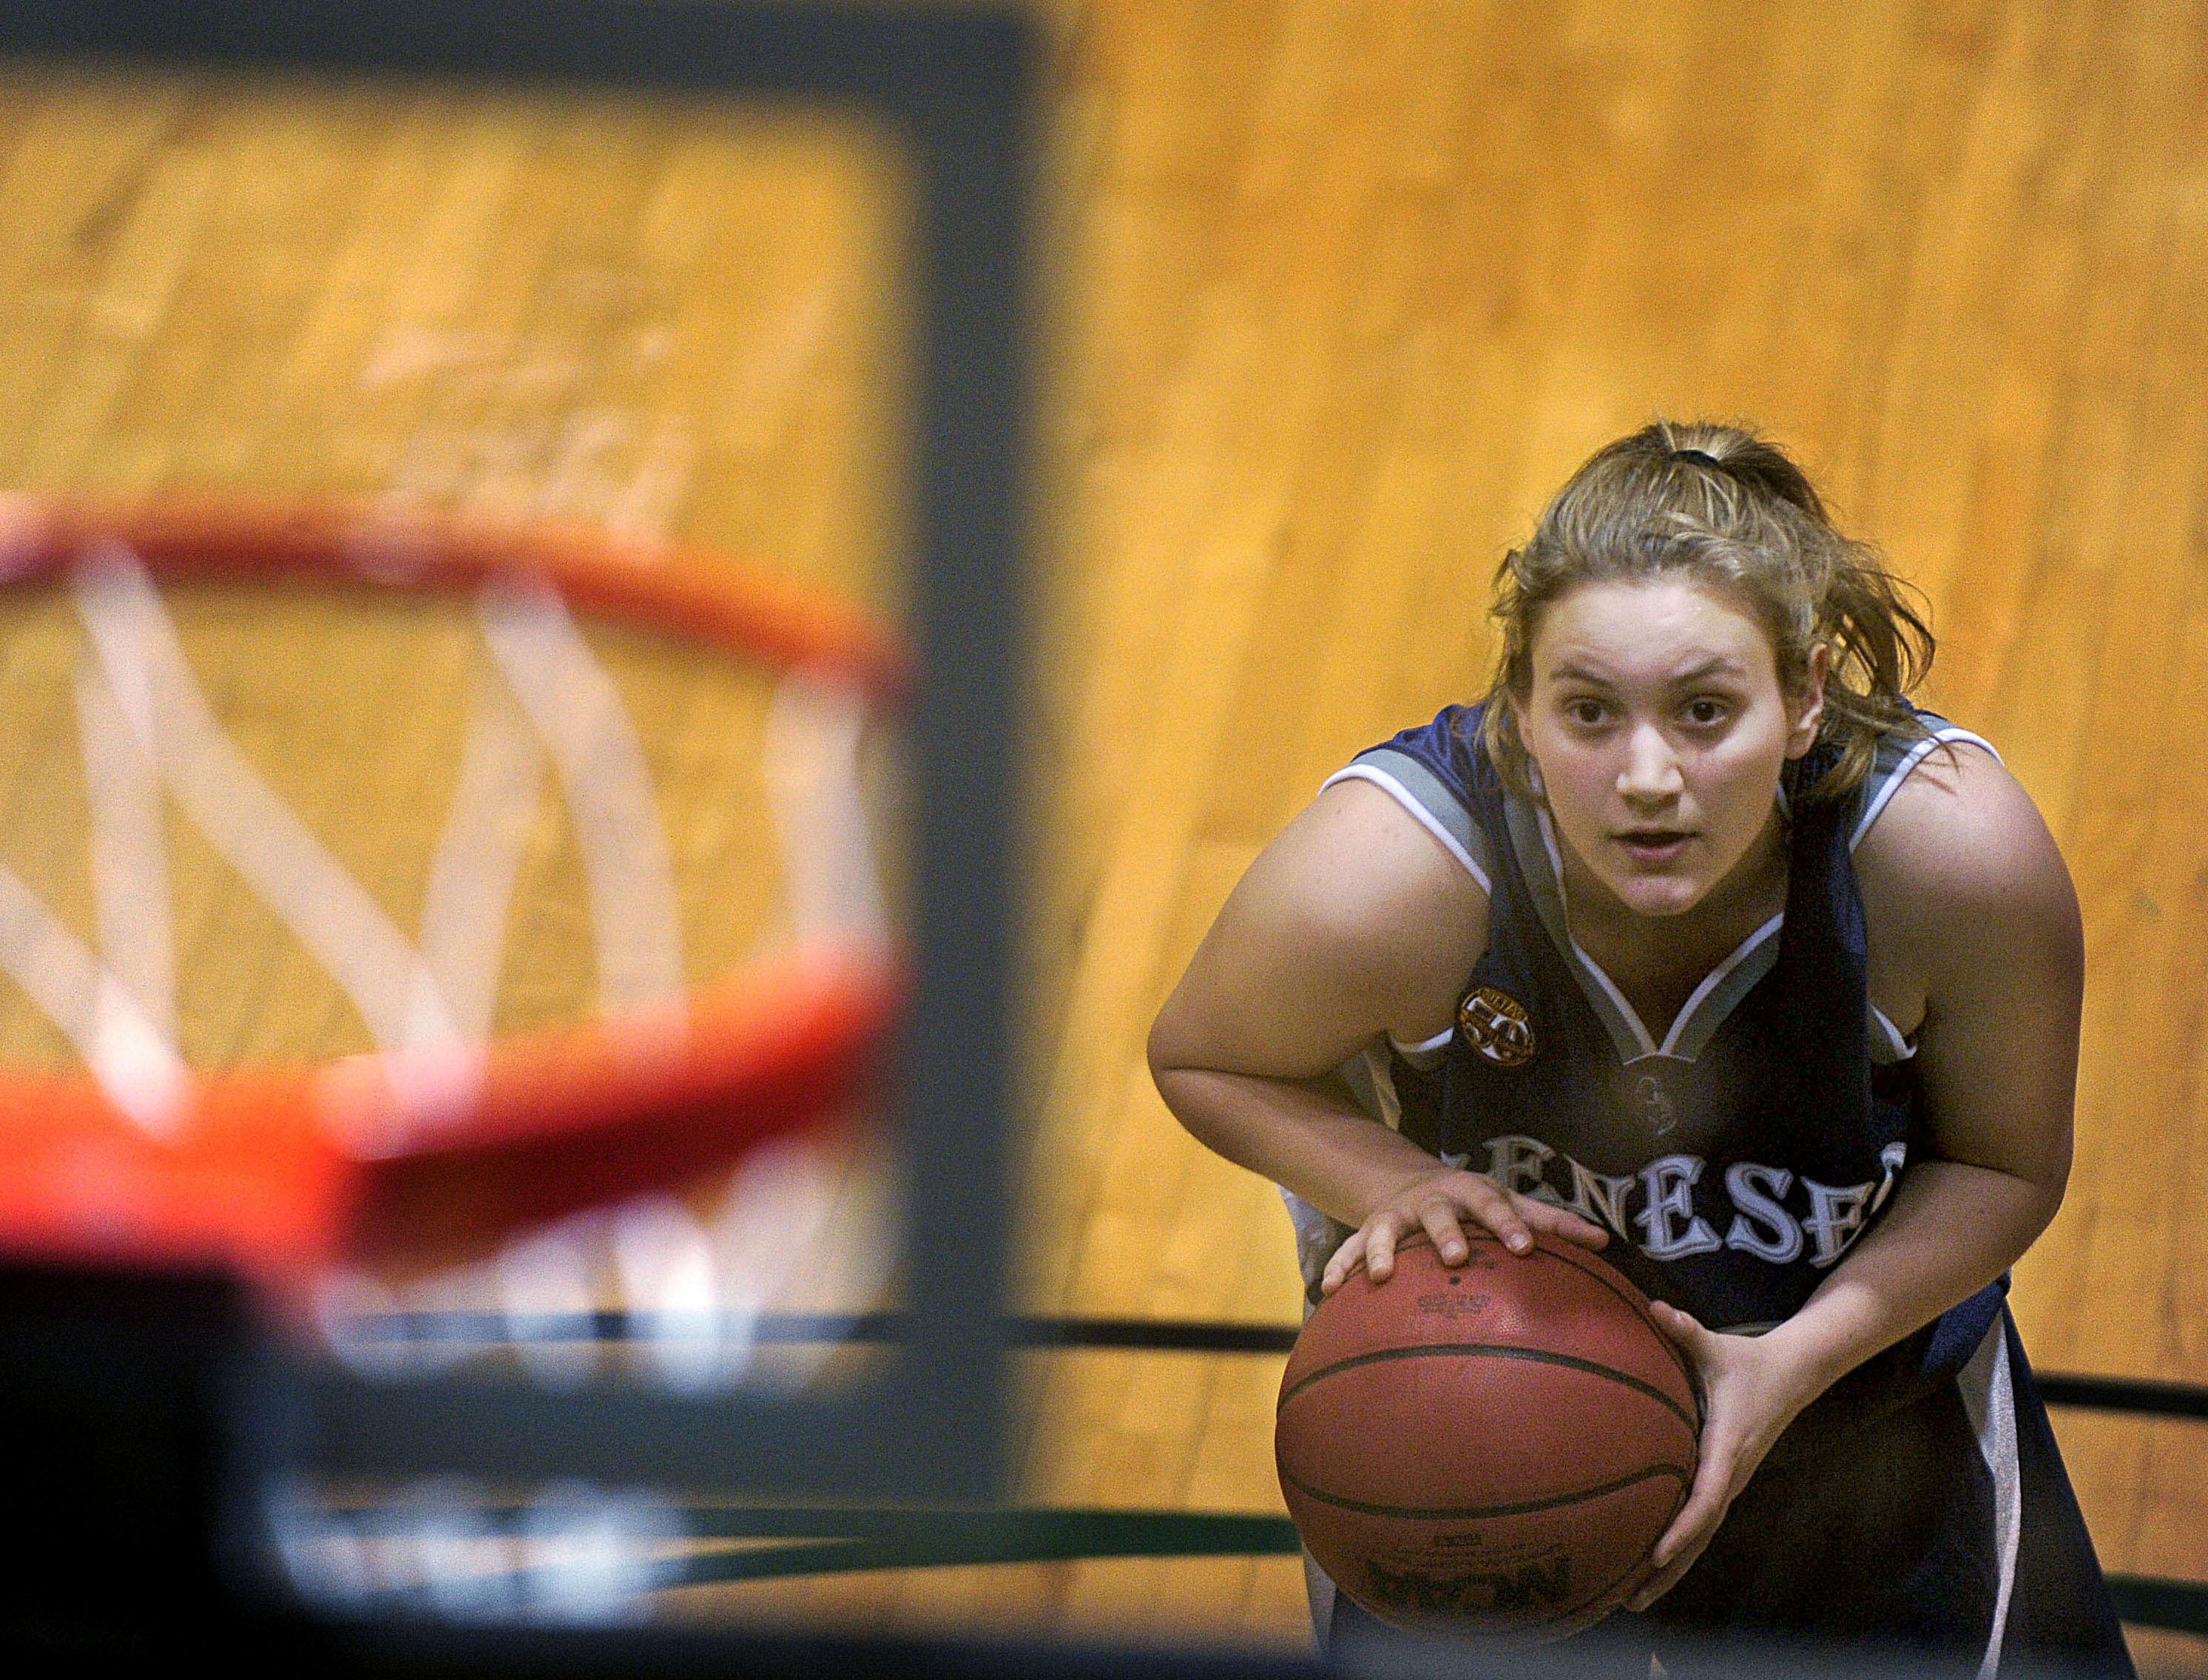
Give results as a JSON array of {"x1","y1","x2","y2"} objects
[
  {"x1": 1854, "y1": 735, "x2": 2082, "y2": 1179},
  {"x1": 1149, "y1": 776, "x2": 1488, "y2": 1076},
  {"x1": 1263, "y1": 775, "x2": 1486, "y2": 937},
  {"x1": 1229, "y1": 777, "x2": 1489, "y2": 1014},
  {"x1": 1853, "y1": 736, "x2": 2081, "y2": 976}
]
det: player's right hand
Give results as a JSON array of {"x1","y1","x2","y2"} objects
[{"x1": 1320, "y1": 1167, "x2": 1609, "y2": 1295}]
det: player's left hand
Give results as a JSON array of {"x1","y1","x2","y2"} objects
[{"x1": 1623, "y1": 1301, "x2": 1823, "y2": 1612}]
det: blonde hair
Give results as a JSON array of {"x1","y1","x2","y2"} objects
[{"x1": 1478, "y1": 420, "x2": 1934, "y2": 805}]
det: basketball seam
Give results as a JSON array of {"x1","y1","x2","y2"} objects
[
  {"x1": 1278, "y1": 1341, "x2": 1699, "y2": 1434},
  {"x1": 1377, "y1": 1227, "x2": 1687, "y2": 1395},
  {"x1": 1402, "y1": 1229, "x2": 1701, "y2": 1420},
  {"x1": 1533, "y1": 1238, "x2": 1701, "y2": 1413},
  {"x1": 1280, "y1": 1460, "x2": 1689, "y2": 1522}
]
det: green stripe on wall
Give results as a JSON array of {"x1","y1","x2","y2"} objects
[
  {"x1": 340, "y1": 1496, "x2": 2208, "y2": 1637},
  {"x1": 652, "y1": 1506, "x2": 2208, "y2": 1636}
]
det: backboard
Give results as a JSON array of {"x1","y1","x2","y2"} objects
[{"x1": 0, "y1": 0, "x2": 1035, "y2": 1513}]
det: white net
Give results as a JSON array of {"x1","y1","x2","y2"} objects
[{"x1": 0, "y1": 58, "x2": 927, "y2": 1622}]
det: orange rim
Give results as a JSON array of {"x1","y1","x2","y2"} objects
[{"x1": 0, "y1": 498, "x2": 908, "y2": 1296}]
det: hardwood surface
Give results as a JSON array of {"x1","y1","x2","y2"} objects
[{"x1": 0, "y1": 1, "x2": 2204, "y2": 1667}]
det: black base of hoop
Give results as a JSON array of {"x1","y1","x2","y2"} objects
[
  {"x1": 0, "y1": 1262, "x2": 294, "y2": 1657},
  {"x1": 0, "y1": 1260, "x2": 1314, "y2": 1677}
]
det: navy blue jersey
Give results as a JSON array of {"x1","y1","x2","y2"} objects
[
  {"x1": 1294, "y1": 702, "x2": 2131, "y2": 1676},
  {"x1": 1347, "y1": 701, "x2": 1966, "y2": 1337}
]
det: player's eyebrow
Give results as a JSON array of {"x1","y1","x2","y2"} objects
[
  {"x1": 1545, "y1": 659, "x2": 1618, "y2": 686},
  {"x1": 1544, "y1": 655, "x2": 1749, "y2": 686},
  {"x1": 1664, "y1": 655, "x2": 1749, "y2": 685}
]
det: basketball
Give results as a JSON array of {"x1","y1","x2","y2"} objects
[{"x1": 1276, "y1": 1232, "x2": 1701, "y2": 1641}]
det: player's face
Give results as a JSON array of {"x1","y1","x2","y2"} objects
[{"x1": 1516, "y1": 578, "x2": 1824, "y2": 922}]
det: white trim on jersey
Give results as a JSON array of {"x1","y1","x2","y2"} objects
[
  {"x1": 1531, "y1": 803, "x2": 1660, "y2": 1058},
  {"x1": 1871, "y1": 1004, "x2": 1917, "y2": 1062},
  {"x1": 1320, "y1": 765, "x2": 1491, "y2": 894},
  {"x1": 1325, "y1": 719, "x2": 1978, "y2": 1070},
  {"x1": 1340, "y1": 1041, "x2": 1405, "y2": 1133},
  {"x1": 1388, "y1": 1025, "x2": 1451, "y2": 1063},
  {"x1": 1851, "y1": 727, "x2": 2002, "y2": 851},
  {"x1": 1533, "y1": 802, "x2": 1786, "y2": 1065},
  {"x1": 1656, "y1": 912, "x2": 1783, "y2": 1060},
  {"x1": 1280, "y1": 1186, "x2": 1347, "y2": 1297},
  {"x1": 1962, "y1": 1313, "x2": 2023, "y2": 1680}
]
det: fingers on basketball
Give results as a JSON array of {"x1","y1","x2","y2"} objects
[
  {"x1": 1632, "y1": 1465, "x2": 1732, "y2": 1609},
  {"x1": 1473, "y1": 1180, "x2": 1610, "y2": 1250},
  {"x1": 1363, "y1": 1213, "x2": 1408, "y2": 1281},
  {"x1": 1320, "y1": 1236, "x2": 1365, "y2": 1295},
  {"x1": 1414, "y1": 1201, "x2": 1473, "y2": 1265},
  {"x1": 1527, "y1": 1198, "x2": 1613, "y2": 1248},
  {"x1": 1453, "y1": 1173, "x2": 1607, "y2": 1255},
  {"x1": 1652, "y1": 1424, "x2": 1736, "y2": 1568}
]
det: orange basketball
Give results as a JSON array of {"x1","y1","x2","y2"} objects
[{"x1": 1276, "y1": 1232, "x2": 1701, "y2": 1641}]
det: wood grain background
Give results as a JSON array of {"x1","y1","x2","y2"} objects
[{"x1": 0, "y1": 1, "x2": 2203, "y2": 1668}]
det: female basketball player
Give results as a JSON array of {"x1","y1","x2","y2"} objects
[{"x1": 1148, "y1": 423, "x2": 2131, "y2": 1674}]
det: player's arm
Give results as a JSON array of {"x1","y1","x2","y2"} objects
[
  {"x1": 1765, "y1": 742, "x2": 2080, "y2": 1404},
  {"x1": 1632, "y1": 742, "x2": 2082, "y2": 1606},
  {"x1": 1147, "y1": 777, "x2": 1605, "y2": 1275}
]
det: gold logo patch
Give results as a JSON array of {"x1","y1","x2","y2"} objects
[{"x1": 1459, "y1": 985, "x2": 1535, "y2": 1067}]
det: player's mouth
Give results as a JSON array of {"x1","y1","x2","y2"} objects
[{"x1": 1615, "y1": 829, "x2": 1692, "y2": 865}]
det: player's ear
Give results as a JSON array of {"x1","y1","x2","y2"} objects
[{"x1": 1786, "y1": 642, "x2": 1829, "y2": 759}]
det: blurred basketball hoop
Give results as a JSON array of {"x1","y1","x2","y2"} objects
[
  {"x1": 0, "y1": 499, "x2": 905, "y2": 1315},
  {"x1": 0, "y1": 0, "x2": 1035, "y2": 1522}
]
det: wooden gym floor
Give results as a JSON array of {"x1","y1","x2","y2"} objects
[{"x1": 0, "y1": 1, "x2": 2205, "y2": 1670}]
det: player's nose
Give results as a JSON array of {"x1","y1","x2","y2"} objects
[{"x1": 1616, "y1": 724, "x2": 1684, "y2": 803}]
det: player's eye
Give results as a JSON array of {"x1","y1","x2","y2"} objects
[
  {"x1": 1564, "y1": 698, "x2": 1607, "y2": 727},
  {"x1": 1684, "y1": 698, "x2": 1730, "y2": 727}
]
